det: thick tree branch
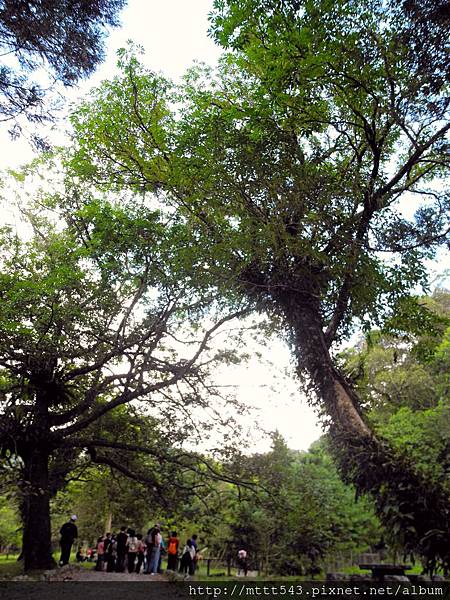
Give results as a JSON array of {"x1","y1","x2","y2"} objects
[
  {"x1": 55, "y1": 308, "x2": 249, "y2": 436},
  {"x1": 374, "y1": 122, "x2": 450, "y2": 204},
  {"x1": 65, "y1": 438, "x2": 261, "y2": 491}
]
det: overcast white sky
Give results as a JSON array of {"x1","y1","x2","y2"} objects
[
  {"x1": 99, "y1": 0, "x2": 222, "y2": 80},
  {"x1": 0, "y1": 0, "x2": 323, "y2": 453}
]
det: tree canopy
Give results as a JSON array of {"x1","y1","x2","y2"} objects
[
  {"x1": 225, "y1": 433, "x2": 380, "y2": 576},
  {"x1": 0, "y1": 184, "x2": 250, "y2": 569},
  {"x1": 0, "y1": 0, "x2": 126, "y2": 135},
  {"x1": 67, "y1": 0, "x2": 449, "y2": 570},
  {"x1": 340, "y1": 290, "x2": 450, "y2": 478}
]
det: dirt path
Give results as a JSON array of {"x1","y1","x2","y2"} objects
[{"x1": 69, "y1": 569, "x2": 167, "y2": 581}]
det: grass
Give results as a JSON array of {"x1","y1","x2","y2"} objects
[
  {"x1": 0, "y1": 555, "x2": 23, "y2": 578},
  {"x1": 339, "y1": 562, "x2": 424, "y2": 576},
  {"x1": 75, "y1": 559, "x2": 96, "y2": 570},
  {"x1": 192, "y1": 560, "x2": 428, "y2": 582},
  {"x1": 191, "y1": 564, "x2": 316, "y2": 582},
  {"x1": 0, "y1": 551, "x2": 96, "y2": 579}
]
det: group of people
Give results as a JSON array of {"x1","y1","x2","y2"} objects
[
  {"x1": 91, "y1": 526, "x2": 200, "y2": 575},
  {"x1": 60, "y1": 516, "x2": 200, "y2": 576},
  {"x1": 60, "y1": 515, "x2": 249, "y2": 577}
]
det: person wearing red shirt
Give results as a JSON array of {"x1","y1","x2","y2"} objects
[{"x1": 167, "y1": 531, "x2": 180, "y2": 571}]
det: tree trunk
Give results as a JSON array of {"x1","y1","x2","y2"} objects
[
  {"x1": 283, "y1": 295, "x2": 450, "y2": 570},
  {"x1": 105, "y1": 511, "x2": 113, "y2": 535},
  {"x1": 287, "y1": 297, "x2": 372, "y2": 438},
  {"x1": 21, "y1": 445, "x2": 56, "y2": 570}
]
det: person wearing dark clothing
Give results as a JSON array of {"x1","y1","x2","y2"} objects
[
  {"x1": 179, "y1": 540, "x2": 194, "y2": 577},
  {"x1": 237, "y1": 549, "x2": 248, "y2": 576},
  {"x1": 103, "y1": 532, "x2": 112, "y2": 555},
  {"x1": 189, "y1": 534, "x2": 198, "y2": 575},
  {"x1": 116, "y1": 526, "x2": 128, "y2": 573},
  {"x1": 59, "y1": 515, "x2": 78, "y2": 566},
  {"x1": 106, "y1": 534, "x2": 117, "y2": 572}
]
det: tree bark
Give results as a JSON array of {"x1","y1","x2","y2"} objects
[
  {"x1": 282, "y1": 293, "x2": 450, "y2": 569},
  {"x1": 21, "y1": 445, "x2": 56, "y2": 571},
  {"x1": 285, "y1": 295, "x2": 372, "y2": 438},
  {"x1": 105, "y1": 511, "x2": 113, "y2": 535}
]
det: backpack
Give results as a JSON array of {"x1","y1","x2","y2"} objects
[
  {"x1": 128, "y1": 537, "x2": 138, "y2": 552},
  {"x1": 168, "y1": 539, "x2": 178, "y2": 555},
  {"x1": 145, "y1": 529, "x2": 159, "y2": 547}
]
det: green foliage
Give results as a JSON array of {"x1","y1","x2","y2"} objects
[
  {"x1": 337, "y1": 290, "x2": 450, "y2": 570},
  {"x1": 226, "y1": 435, "x2": 379, "y2": 576},
  {"x1": 0, "y1": 497, "x2": 21, "y2": 551},
  {"x1": 0, "y1": 180, "x2": 251, "y2": 569},
  {"x1": 65, "y1": 1, "x2": 450, "y2": 573},
  {"x1": 340, "y1": 290, "x2": 449, "y2": 419},
  {"x1": 51, "y1": 431, "x2": 381, "y2": 576},
  {"x1": 68, "y1": 23, "x2": 449, "y2": 342},
  {"x1": 52, "y1": 466, "x2": 150, "y2": 543},
  {"x1": 331, "y1": 430, "x2": 450, "y2": 575},
  {"x1": 10, "y1": 0, "x2": 450, "y2": 573},
  {"x1": 379, "y1": 403, "x2": 450, "y2": 482}
]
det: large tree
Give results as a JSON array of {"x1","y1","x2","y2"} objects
[
  {"x1": 68, "y1": 0, "x2": 449, "y2": 569},
  {"x1": 0, "y1": 188, "x2": 248, "y2": 570}
]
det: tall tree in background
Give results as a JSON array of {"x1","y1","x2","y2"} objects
[
  {"x1": 0, "y1": 188, "x2": 248, "y2": 570},
  {"x1": 0, "y1": 0, "x2": 126, "y2": 136},
  {"x1": 339, "y1": 290, "x2": 450, "y2": 569},
  {"x1": 229, "y1": 435, "x2": 380, "y2": 576},
  {"x1": 68, "y1": 0, "x2": 449, "y2": 569}
]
